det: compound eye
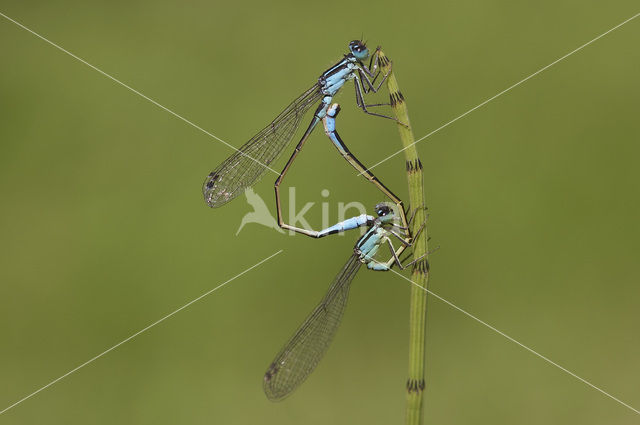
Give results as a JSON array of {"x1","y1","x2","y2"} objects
[
  {"x1": 375, "y1": 203, "x2": 391, "y2": 216},
  {"x1": 349, "y1": 40, "x2": 369, "y2": 60},
  {"x1": 349, "y1": 40, "x2": 364, "y2": 51}
]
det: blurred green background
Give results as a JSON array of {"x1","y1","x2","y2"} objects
[{"x1": 1, "y1": 1, "x2": 638, "y2": 424}]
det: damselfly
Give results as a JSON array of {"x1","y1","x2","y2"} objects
[
  {"x1": 203, "y1": 40, "x2": 399, "y2": 210},
  {"x1": 263, "y1": 203, "x2": 426, "y2": 401}
]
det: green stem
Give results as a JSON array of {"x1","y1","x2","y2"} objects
[{"x1": 378, "y1": 49, "x2": 429, "y2": 425}]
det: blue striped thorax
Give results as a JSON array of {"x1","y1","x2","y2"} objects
[{"x1": 355, "y1": 203, "x2": 396, "y2": 265}]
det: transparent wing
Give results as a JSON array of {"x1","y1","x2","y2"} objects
[
  {"x1": 263, "y1": 253, "x2": 362, "y2": 401},
  {"x1": 203, "y1": 84, "x2": 323, "y2": 208}
]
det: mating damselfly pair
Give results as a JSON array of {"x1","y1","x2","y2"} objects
[{"x1": 201, "y1": 40, "x2": 425, "y2": 400}]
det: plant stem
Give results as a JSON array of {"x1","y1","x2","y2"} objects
[{"x1": 378, "y1": 49, "x2": 430, "y2": 425}]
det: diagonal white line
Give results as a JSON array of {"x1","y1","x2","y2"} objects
[
  {"x1": 0, "y1": 11, "x2": 279, "y2": 175},
  {"x1": 361, "y1": 12, "x2": 640, "y2": 175},
  {"x1": 383, "y1": 263, "x2": 640, "y2": 415},
  {"x1": 0, "y1": 249, "x2": 283, "y2": 415}
]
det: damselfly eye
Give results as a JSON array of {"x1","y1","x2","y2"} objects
[
  {"x1": 348, "y1": 40, "x2": 369, "y2": 60},
  {"x1": 374, "y1": 203, "x2": 391, "y2": 217}
]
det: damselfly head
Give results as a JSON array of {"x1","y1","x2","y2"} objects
[
  {"x1": 348, "y1": 40, "x2": 369, "y2": 61},
  {"x1": 374, "y1": 203, "x2": 392, "y2": 218}
]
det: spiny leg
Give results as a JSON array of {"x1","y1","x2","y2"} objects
[
  {"x1": 389, "y1": 214, "x2": 430, "y2": 266},
  {"x1": 363, "y1": 102, "x2": 393, "y2": 108},
  {"x1": 364, "y1": 66, "x2": 391, "y2": 93},
  {"x1": 360, "y1": 50, "x2": 391, "y2": 92},
  {"x1": 399, "y1": 241, "x2": 436, "y2": 265},
  {"x1": 356, "y1": 51, "x2": 409, "y2": 128},
  {"x1": 353, "y1": 74, "x2": 403, "y2": 123},
  {"x1": 411, "y1": 215, "x2": 428, "y2": 242},
  {"x1": 407, "y1": 204, "x2": 426, "y2": 227},
  {"x1": 388, "y1": 228, "x2": 412, "y2": 246},
  {"x1": 388, "y1": 206, "x2": 425, "y2": 231},
  {"x1": 385, "y1": 239, "x2": 427, "y2": 270}
]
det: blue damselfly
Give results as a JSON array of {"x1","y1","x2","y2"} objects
[
  {"x1": 203, "y1": 41, "x2": 399, "y2": 211},
  {"x1": 263, "y1": 203, "x2": 426, "y2": 401}
]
